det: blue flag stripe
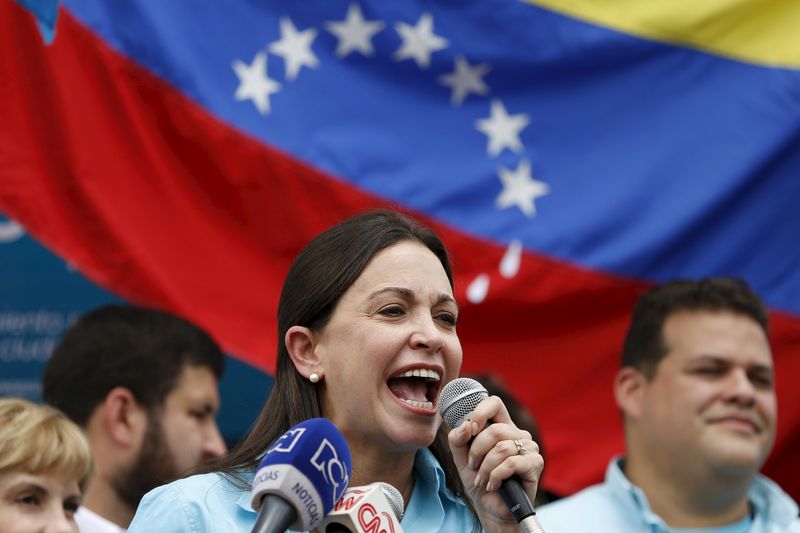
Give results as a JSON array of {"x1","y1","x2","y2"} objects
[{"x1": 61, "y1": 0, "x2": 800, "y2": 314}]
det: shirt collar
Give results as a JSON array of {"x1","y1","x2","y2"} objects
[
  {"x1": 401, "y1": 447, "x2": 462, "y2": 531},
  {"x1": 748, "y1": 473, "x2": 800, "y2": 528},
  {"x1": 607, "y1": 457, "x2": 800, "y2": 530},
  {"x1": 606, "y1": 456, "x2": 671, "y2": 530},
  {"x1": 235, "y1": 470, "x2": 257, "y2": 514},
  {"x1": 414, "y1": 447, "x2": 462, "y2": 504}
]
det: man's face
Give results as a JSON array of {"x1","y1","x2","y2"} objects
[
  {"x1": 634, "y1": 310, "x2": 777, "y2": 480},
  {"x1": 157, "y1": 364, "x2": 226, "y2": 474},
  {"x1": 113, "y1": 364, "x2": 226, "y2": 507}
]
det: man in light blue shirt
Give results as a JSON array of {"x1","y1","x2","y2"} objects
[{"x1": 538, "y1": 278, "x2": 800, "y2": 532}]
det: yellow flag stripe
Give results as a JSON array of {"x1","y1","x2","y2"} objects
[{"x1": 525, "y1": 0, "x2": 800, "y2": 69}]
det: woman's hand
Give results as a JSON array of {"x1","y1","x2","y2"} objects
[{"x1": 447, "y1": 395, "x2": 544, "y2": 532}]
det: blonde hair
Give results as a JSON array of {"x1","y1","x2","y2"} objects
[{"x1": 0, "y1": 397, "x2": 93, "y2": 493}]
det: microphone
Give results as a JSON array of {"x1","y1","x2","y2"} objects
[
  {"x1": 250, "y1": 417, "x2": 352, "y2": 533},
  {"x1": 439, "y1": 378, "x2": 545, "y2": 533},
  {"x1": 314, "y1": 482, "x2": 405, "y2": 532}
]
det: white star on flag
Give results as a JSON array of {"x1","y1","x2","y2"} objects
[
  {"x1": 438, "y1": 56, "x2": 491, "y2": 106},
  {"x1": 326, "y1": 4, "x2": 385, "y2": 58},
  {"x1": 475, "y1": 99, "x2": 530, "y2": 157},
  {"x1": 0, "y1": 219, "x2": 25, "y2": 243},
  {"x1": 393, "y1": 12, "x2": 448, "y2": 69},
  {"x1": 268, "y1": 17, "x2": 320, "y2": 80},
  {"x1": 232, "y1": 51, "x2": 281, "y2": 115},
  {"x1": 496, "y1": 159, "x2": 550, "y2": 217}
]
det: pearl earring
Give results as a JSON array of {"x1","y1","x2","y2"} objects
[{"x1": 309, "y1": 372, "x2": 320, "y2": 384}]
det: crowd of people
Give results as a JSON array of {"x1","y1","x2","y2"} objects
[
  {"x1": 1, "y1": 209, "x2": 797, "y2": 532},
  {"x1": 42, "y1": 305, "x2": 228, "y2": 532}
]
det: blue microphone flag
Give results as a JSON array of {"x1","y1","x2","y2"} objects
[{"x1": 251, "y1": 417, "x2": 352, "y2": 531}]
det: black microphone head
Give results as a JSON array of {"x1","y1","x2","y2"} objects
[
  {"x1": 439, "y1": 377, "x2": 488, "y2": 428},
  {"x1": 374, "y1": 482, "x2": 405, "y2": 521}
]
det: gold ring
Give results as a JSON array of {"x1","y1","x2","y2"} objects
[{"x1": 513, "y1": 439, "x2": 527, "y2": 456}]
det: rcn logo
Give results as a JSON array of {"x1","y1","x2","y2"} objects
[{"x1": 310, "y1": 438, "x2": 350, "y2": 507}]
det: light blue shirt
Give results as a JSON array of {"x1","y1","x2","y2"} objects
[
  {"x1": 128, "y1": 448, "x2": 478, "y2": 532},
  {"x1": 538, "y1": 458, "x2": 800, "y2": 533}
]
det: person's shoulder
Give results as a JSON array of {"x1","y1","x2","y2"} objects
[
  {"x1": 538, "y1": 482, "x2": 611, "y2": 513},
  {"x1": 537, "y1": 482, "x2": 620, "y2": 532},
  {"x1": 145, "y1": 471, "x2": 240, "y2": 501},
  {"x1": 129, "y1": 472, "x2": 253, "y2": 533},
  {"x1": 175, "y1": 471, "x2": 244, "y2": 492},
  {"x1": 764, "y1": 514, "x2": 800, "y2": 533},
  {"x1": 750, "y1": 474, "x2": 800, "y2": 531}
]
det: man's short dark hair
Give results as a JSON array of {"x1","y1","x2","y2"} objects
[
  {"x1": 621, "y1": 277, "x2": 769, "y2": 378},
  {"x1": 43, "y1": 305, "x2": 225, "y2": 426}
]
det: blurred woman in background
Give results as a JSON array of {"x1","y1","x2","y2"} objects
[{"x1": 0, "y1": 397, "x2": 93, "y2": 533}]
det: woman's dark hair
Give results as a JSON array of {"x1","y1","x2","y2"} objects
[{"x1": 206, "y1": 209, "x2": 477, "y2": 521}]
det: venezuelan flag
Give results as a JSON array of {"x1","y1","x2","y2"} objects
[{"x1": 1, "y1": 0, "x2": 798, "y2": 499}]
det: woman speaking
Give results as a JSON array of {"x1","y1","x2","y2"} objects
[{"x1": 129, "y1": 210, "x2": 542, "y2": 532}]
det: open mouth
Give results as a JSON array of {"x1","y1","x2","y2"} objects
[{"x1": 387, "y1": 368, "x2": 442, "y2": 410}]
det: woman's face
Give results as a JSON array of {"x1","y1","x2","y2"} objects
[
  {"x1": 0, "y1": 470, "x2": 81, "y2": 533},
  {"x1": 314, "y1": 241, "x2": 463, "y2": 453}
]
